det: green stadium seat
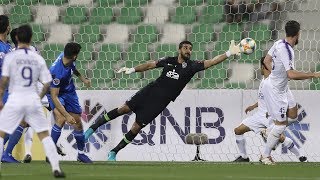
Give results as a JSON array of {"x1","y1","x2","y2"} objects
[
  {"x1": 310, "y1": 64, "x2": 320, "y2": 90},
  {"x1": 224, "y1": 82, "x2": 246, "y2": 89},
  {"x1": 247, "y1": 23, "x2": 271, "y2": 42},
  {"x1": 0, "y1": 0, "x2": 11, "y2": 4},
  {"x1": 75, "y1": 25, "x2": 102, "y2": 43},
  {"x1": 207, "y1": 0, "x2": 225, "y2": 5},
  {"x1": 124, "y1": 44, "x2": 149, "y2": 73},
  {"x1": 199, "y1": 5, "x2": 224, "y2": 24},
  {"x1": 238, "y1": 48, "x2": 263, "y2": 64},
  {"x1": 42, "y1": 43, "x2": 64, "y2": 67},
  {"x1": 211, "y1": 41, "x2": 230, "y2": 58},
  {"x1": 16, "y1": 0, "x2": 39, "y2": 5},
  {"x1": 124, "y1": 0, "x2": 148, "y2": 7},
  {"x1": 90, "y1": 7, "x2": 113, "y2": 25},
  {"x1": 132, "y1": 25, "x2": 158, "y2": 43},
  {"x1": 219, "y1": 23, "x2": 243, "y2": 42},
  {"x1": 62, "y1": 6, "x2": 87, "y2": 24},
  {"x1": 41, "y1": 0, "x2": 66, "y2": 5},
  {"x1": 76, "y1": 43, "x2": 93, "y2": 69},
  {"x1": 31, "y1": 24, "x2": 45, "y2": 43},
  {"x1": 178, "y1": 0, "x2": 203, "y2": 6},
  {"x1": 116, "y1": 7, "x2": 143, "y2": 25},
  {"x1": 172, "y1": 6, "x2": 196, "y2": 24},
  {"x1": 191, "y1": 42, "x2": 206, "y2": 60},
  {"x1": 97, "y1": 0, "x2": 121, "y2": 6},
  {"x1": 98, "y1": 44, "x2": 122, "y2": 61},
  {"x1": 154, "y1": 44, "x2": 177, "y2": 60},
  {"x1": 197, "y1": 79, "x2": 218, "y2": 89},
  {"x1": 10, "y1": 6, "x2": 32, "y2": 24},
  {"x1": 189, "y1": 24, "x2": 214, "y2": 43},
  {"x1": 93, "y1": 60, "x2": 116, "y2": 80},
  {"x1": 203, "y1": 63, "x2": 227, "y2": 84}
]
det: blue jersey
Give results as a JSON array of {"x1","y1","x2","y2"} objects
[
  {"x1": 49, "y1": 53, "x2": 76, "y2": 94},
  {"x1": 0, "y1": 40, "x2": 12, "y2": 78}
]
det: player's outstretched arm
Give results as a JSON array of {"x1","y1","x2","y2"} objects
[
  {"x1": 0, "y1": 76, "x2": 9, "y2": 110},
  {"x1": 287, "y1": 70, "x2": 320, "y2": 80},
  {"x1": 74, "y1": 69, "x2": 91, "y2": 88},
  {"x1": 39, "y1": 82, "x2": 50, "y2": 99},
  {"x1": 117, "y1": 60, "x2": 157, "y2": 74},
  {"x1": 203, "y1": 40, "x2": 241, "y2": 69},
  {"x1": 245, "y1": 102, "x2": 258, "y2": 114}
]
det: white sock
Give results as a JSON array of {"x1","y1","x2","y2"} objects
[
  {"x1": 24, "y1": 128, "x2": 34, "y2": 156},
  {"x1": 235, "y1": 134, "x2": 247, "y2": 159},
  {"x1": 0, "y1": 137, "x2": 3, "y2": 170},
  {"x1": 283, "y1": 137, "x2": 300, "y2": 157},
  {"x1": 42, "y1": 136, "x2": 61, "y2": 172},
  {"x1": 263, "y1": 124, "x2": 286, "y2": 158}
]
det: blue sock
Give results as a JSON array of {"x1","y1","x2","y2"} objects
[
  {"x1": 51, "y1": 124, "x2": 62, "y2": 144},
  {"x1": 73, "y1": 130, "x2": 84, "y2": 153},
  {"x1": 5, "y1": 125, "x2": 24, "y2": 154},
  {"x1": 3, "y1": 134, "x2": 9, "y2": 145}
]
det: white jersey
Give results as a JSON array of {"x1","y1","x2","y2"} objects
[
  {"x1": 257, "y1": 78, "x2": 267, "y2": 115},
  {"x1": 267, "y1": 39, "x2": 295, "y2": 92},
  {"x1": 12, "y1": 45, "x2": 39, "y2": 55},
  {"x1": 2, "y1": 48, "x2": 52, "y2": 98}
]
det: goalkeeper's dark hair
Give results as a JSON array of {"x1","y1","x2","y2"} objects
[
  {"x1": 285, "y1": 20, "x2": 300, "y2": 37},
  {"x1": 16, "y1": 24, "x2": 32, "y2": 44},
  {"x1": 179, "y1": 41, "x2": 193, "y2": 49},
  {"x1": 0, "y1": 15, "x2": 9, "y2": 34},
  {"x1": 10, "y1": 28, "x2": 18, "y2": 47},
  {"x1": 64, "y1": 42, "x2": 81, "y2": 59}
]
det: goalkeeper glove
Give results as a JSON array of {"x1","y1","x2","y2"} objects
[
  {"x1": 226, "y1": 40, "x2": 241, "y2": 57},
  {"x1": 116, "y1": 67, "x2": 135, "y2": 74}
]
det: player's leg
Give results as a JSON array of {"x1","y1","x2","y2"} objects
[
  {"x1": 51, "y1": 109, "x2": 66, "y2": 146},
  {"x1": 233, "y1": 124, "x2": 251, "y2": 162},
  {"x1": 23, "y1": 127, "x2": 34, "y2": 163},
  {"x1": 85, "y1": 104, "x2": 131, "y2": 140},
  {"x1": 2, "y1": 121, "x2": 28, "y2": 163},
  {"x1": 287, "y1": 89, "x2": 298, "y2": 124},
  {"x1": 278, "y1": 134, "x2": 307, "y2": 162},
  {"x1": 108, "y1": 121, "x2": 142, "y2": 161}
]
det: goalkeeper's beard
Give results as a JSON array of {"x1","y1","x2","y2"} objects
[{"x1": 181, "y1": 53, "x2": 190, "y2": 61}]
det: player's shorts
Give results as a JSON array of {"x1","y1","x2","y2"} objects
[
  {"x1": 47, "y1": 91, "x2": 82, "y2": 114},
  {"x1": 287, "y1": 88, "x2": 296, "y2": 109},
  {"x1": 241, "y1": 112, "x2": 272, "y2": 133},
  {"x1": 0, "y1": 95, "x2": 50, "y2": 134},
  {"x1": 126, "y1": 87, "x2": 171, "y2": 128},
  {"x1": 262, "y1": 78, "x2": 288, "y2": 122},
  {"x1": 2, "y1": 89, "x2": 8, "y2": 104}
]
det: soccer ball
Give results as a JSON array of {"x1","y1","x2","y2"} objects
[{"x1": 239, "y1": 38, "x2": 256, "y2": 55}]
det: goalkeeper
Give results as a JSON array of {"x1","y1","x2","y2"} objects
[{"x1": 85, "y1": 40, "x2": 241, "y2": 161}]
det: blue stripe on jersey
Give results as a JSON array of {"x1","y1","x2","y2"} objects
[{"x1": 282, "y1": 39, "x2": 292, "y2": 61}]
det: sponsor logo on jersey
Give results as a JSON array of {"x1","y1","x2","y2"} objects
[
  {"x1": 166, "y1": 69, "x2": 179, "y2": 80},
  {"x1": 53, "y1": 78, "x2": 60, "y2": 85},
  {"x1": 182, "y1": 62, "x2": 187, "y2": 68}
]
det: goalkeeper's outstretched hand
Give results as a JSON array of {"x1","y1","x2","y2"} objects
[
  {"x1": 116, "y1": 67, "x2": 135, "y2": 74},
  {"x1": 228, "y1": 40, "x2": 241, "y2": 56}
]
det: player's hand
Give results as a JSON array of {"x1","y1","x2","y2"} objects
[
  {"x1": 314, "y1": 72, "x2": 320, "y2": 78},
  {"x1": 245, "y1": 105, "x2": 255, "y2": 114},
  {"x1": 66, "y1": 114, "x2": 76, "y2": 125},
  {"x1": 83, "y1": 78, "x2": 91, "y2": 88},
  {"x1": 116, "y1": 67, "x2": 135, "y2": 74},
  {"x1": 228, "y1": 40, "x2": 241, "y2": 56}
]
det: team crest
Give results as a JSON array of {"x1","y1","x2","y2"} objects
[
  {"x1": 182, "y1": 62, "x2": 187, "y2": 68},
  {"x1": 53, "y1": 78, "x2": 60, "y2": 85}
]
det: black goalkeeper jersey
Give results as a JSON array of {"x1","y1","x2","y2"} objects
[{"x1": 142, "y1": 56, "x2": 205, "y2": 101}]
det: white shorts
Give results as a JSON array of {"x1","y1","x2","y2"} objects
[
  {"x1": 262, "y1": 78, "x2": 288, "y2": 122},
  {"x1": 287, "y1": 88, "x2": 296, "y2": 109},
  {"x1": 241, "y1": 112, "x2": 272, "y2": 133},
  {"x1": 0, "y1": 99, "x2": 50, "y2": 134}
]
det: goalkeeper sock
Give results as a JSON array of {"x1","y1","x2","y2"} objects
[
  {"x1": 42, "y1": 136, "x2": 61, "y2": 172},
  {"x1": 5, "y1": 125, "x2": 23, "y2": 155},
  {"x1": 111, "y1": 130, "x2": 137, "y2": 154},
  {"x1": 263, "y1": 124, "x2": 286, "y2": 157},
  {"x1": 283, "y1": 137, "x2": 300, "y2": 157},
  {"x1": 3, "y1": 133, "x2": 9, "y2": 145},
  {"x1": 235, "y1": 134, "x2": 247, "y2": 159},
  {"x1": 51, "y1": 124, "x2": 62, "y2": 144},
  {"x1": 91, "y1": 108, "x2": 120, "y2": 131},
  {"x1": 24, "y1": 128, "x2": 34, "y2": 156},
  {"x1": 73, "y1": 130, "x2": 85, "y2": 154}
]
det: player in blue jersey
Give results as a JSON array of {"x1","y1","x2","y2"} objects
[
  {"x1": 0, "y1": 15, "x2": 12, "y2": 160},
  {"x1": 47, "y1": 42, "x2": 92, "y2": 163}
]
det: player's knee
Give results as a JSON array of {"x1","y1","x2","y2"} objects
[
  {"x1": 55, "y1": 118, "x2": 66, "y2": 127},
  {"x1": 234, "y1": 127, "x2": 244, "y2": 135},
  {"x1": 20, "y1": 121, "x2": 28, "y2": 127},
  {"x1": 279, "y1": 134, "x2": 285, "y2": 143},
  {"x1": 287, "y1": 111, "x2": 297, "y2": 119}
]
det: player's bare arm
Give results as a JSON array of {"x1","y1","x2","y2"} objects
[
  {"x1": 0, "y1": 76, "x2": 9, "y2": 109},
  {"x1": 245, "y1": 102, "x2": 258, "y2": 114},
  {"x1": 287, "y1": 69, "x2": 320, "y2": 80},
  {"x1": 39, "y1": 82, "x2": 50, "y2": 99},
  {"x1": 263, "y1": 55, "x2": 272, "y2": 72},
  {"x1": 203, "y1": 40, "x2": 241, "y2": 69},
  {"x1": 50, "y1": 87, "x2": 76, "y2": 124},
  {"x1": 73, "y1": 68, "x2": 91, "y2": 87}
]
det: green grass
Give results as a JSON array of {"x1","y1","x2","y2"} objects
[{"x1": 2, "y1": 161, "x2": 320, "y2": 180}]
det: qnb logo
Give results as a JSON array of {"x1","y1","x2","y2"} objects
[
  {"x1": 64, "y1": 100, "x2": 110, "y2": 153},
  {"x1": 166, "y1": 69, "x2": 179, "y2": 80},
  {"x1": 282, "y1": 104, "x2": 310, "y2": 153}
]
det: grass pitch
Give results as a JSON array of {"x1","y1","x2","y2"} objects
[{"x1": 1, "y1": 161, "x2": 320, "y2": 180}]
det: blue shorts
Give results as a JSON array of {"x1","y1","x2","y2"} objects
[
  {"x1": 47, "y1": 91, "x2": 82, "y2": 114},
  {"x1": 2, "y1": 89, "x2": 8, "y2": 104}
]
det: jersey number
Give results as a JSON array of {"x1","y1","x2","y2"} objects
[{"x1": 21, "y1": 66, "x2": 32, "y2": 87}]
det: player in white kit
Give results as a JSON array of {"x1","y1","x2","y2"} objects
[
  {"x1": 0, "y1": 25, "x2": 65, "y2": 177},
  {"x1": 233, "y1": 57, "x2": 306, "y2": 162},
  {"x1": 261, "y1": 20, "x2": 320, "y2": 165}
]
